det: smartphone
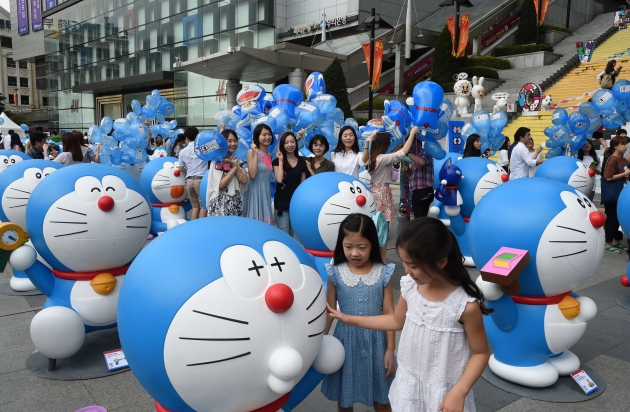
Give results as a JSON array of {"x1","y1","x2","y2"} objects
[{"x1": 589, "y1": 161, "x2": 598, "y2": 169}]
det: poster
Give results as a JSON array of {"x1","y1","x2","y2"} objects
[
  {"x1": 103, "y1": 348, "x2": 129, "y2": 371},
  {"x1": 362, "y1": 40, "x2": 384, "y2": 90},
  {"x1": 533, "y1": 0, "x2": 551, "y2": 25},
  {"x1": 31, "y1": 0, "x2": 42, "y2": 31},
  {"x1": 581, "y1": 40, "x2": 596, "y2": 63},
  {"x1": 446, "y1": 17, "x2": 456, "y2": 57},
  {"x1": 17, "y1": 0, "x2": 29, "y2": 35},
  {"x1": 457, "y1": 14, "x2": 470, "y2": 58},
  {"x1": 45, "y1": 0, "x2": 56, "y2": 11},
  {"x1": 448, "y1": 120, "x2": 465, "y2": 154}
]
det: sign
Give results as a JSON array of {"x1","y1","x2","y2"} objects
[
  {"x1": 362, "y1": 40, "x2": 384, "y2": 90},
  {"x1": 457, "y1": 14, "x2": 470, "y2": 58},
  {"x1": 17, "y1": 0, "x2": 29, "y2": 35},
  {"x1": 533, "y1": 0, "x2": 550, "y2": 25},
  {"x1": 31, "y1": 0, "x2": 42, "y2": 31},
  {"x1": 446, "y1": 17, "x2": 456, "y2": 57},
  {"x1": 104, "y1": 348, "x2": 129, "y2": 371},
  {"x1": 448, "y1": 120, "x2": 465, "y2": 154},
  {"x1": 570, "y1": 368, "x2": 598, "y2": 394},
  {"x1": 279, "y1": 15, "x2": 358, "y2": 38},
  {"x1": 45, "y1": 0, "x2": 56, "y2": 11}
]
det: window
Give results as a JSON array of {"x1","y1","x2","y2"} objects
[
  {"x1": 18, "y1": 61, "x2": 27, "y2": 69},
  {"x1": 6, "y1": 57, "x2": 15, "y2": 68},
  {"x1": 0, "y1": 36, "x2": 11, "y2": 48},
  {"x1": 5, "y1": 21, "x2": 10, "y2": 29},
  {"x1": 0, "y1": 20, "x2": 5, "y2": 29},
  {"x1": 42, "y1": 96, "x2": 48, "y2": 106},
  {"x1": 20, "y1": 95, "x2": 29, "y2": 105},
  {"x1": 7, "y1": 76, "x2": 16, "y2": 86},
  {"x1": 20, "y1": 78, "x2": 28, "y2": 87}
]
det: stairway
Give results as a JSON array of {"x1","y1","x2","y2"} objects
[{"x1": 589, "y1": 28, "x2": 630, "y2": 62}]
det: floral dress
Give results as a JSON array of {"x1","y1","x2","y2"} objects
[{"x1": 206, "y1": 161, "x2": 244, "y2": 217}]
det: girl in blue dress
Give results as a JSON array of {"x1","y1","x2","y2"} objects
[{"x1": 321, "y1": 213, "x2": 396, "y2": 412}]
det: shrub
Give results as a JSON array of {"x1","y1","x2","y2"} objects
[
  {"x1": 355, "y1": 117, "x2": 369, "y2": 126},
  {"x1": 354, "y1": 98, "x2": 386, "y2": 111},
  {"x1": 515, "y1": 0, "x2": 546, "y2": 45},
  {"x1": 405, "y1": 81, "x2": 420, "y2": 96},
  {"x1": 431, "y1": 25, "x2": 468, "y2": 87},
  {"x1": 323, "y1": 57, "x2": 353, "y2": 119},
  {"x1": 463, "y1": 66, "x2": 499, "y2": 79},
  {"x1": 467, "y1": 56, "x2": 511, "y2": 70},
  {"x1": 542, "y1": 24, "x2": 572, "y2": 34},
  {"x1": 492, "y1": 44, "x2": 553, "y2": 57}
]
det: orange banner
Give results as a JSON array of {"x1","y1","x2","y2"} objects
[
  {"x1": 533, "y1": 0, "x2": 550, "y2": 25},
  {"x1": 362, "y1": 40, "x2": 385, "y2": 90},
  {"x1": 457, "y1": 14, "x2": 470, "y2": 58},
  {"x1": 446, "y1": 17, "x2": 456, "y2": 56}
]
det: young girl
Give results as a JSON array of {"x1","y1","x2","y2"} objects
[
  {"x1": 305, "y1": 134, "x2": 335, "y2": 175},
  {"x1": 243, "y1": 124, "x2": 274, "y2": 224},
  {"x1": 328, "y1": 217, "x2": 491, "y2": 412},
  {"x1": 577, "y1": 138, "x2": 600, "y2": 200},
  {"x1": 321, "y1": 213, "x2": 396, "y2": 412},
  {"x1": 602, "y1": 136, "x2": 630, "y2": 253},
  {"x1": 331, "y1": 126, "x2": 362, "y2": 177}
]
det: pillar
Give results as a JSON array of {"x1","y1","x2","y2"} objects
[
  {"x1": 472, "y1": 36, "x2": 481, "y2": 55},
  {"x1": 226, "y1": 79, "x2": 242, "y2": 109},
  {"x1": 393, "y1": 43, "x2": 405, "y2": 97},
  {"x1": 288, "y1": 68, "x2": 305, "y2": 89}
]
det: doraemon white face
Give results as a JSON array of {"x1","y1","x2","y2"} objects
[
  {"x1": 42, "y1": 175, "x2": 151, "y2": 272},
  {"x1": 151, "y1": 161, "x2": 187, "y2": 204},
  {"x1": 473, "y1": 163, "x2": 507, "y2": 205},
  {"x1": 163, "y1": 241, "x2": 326, "y2": 412},
  {"x1": 2, "y1": 166, "x2": 58, "y2": 230},
  {"x1": 567, "y1": 161, "x2": 594, "y2": 195},
  {"x1": 114, "y1": 162, "x2": 146, "y2": 181},
  {"x1": 150, "y1": 149, "x2": 169, "y2": 160},
  {"x1": 0, "y1": 155, "x2": 25, "y2": 173},
  {"x1": 536, "y1": 191, "x2": 604, "y2": 295},
  {"x1": 318, "y1": 180, "x2": 376, "y2": 250}
]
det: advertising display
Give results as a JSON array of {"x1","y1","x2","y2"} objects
[
  {"x1": 17, "y1": 0, "x2": 29, "y2": 35},
  {"x1": 31, "y1": 0, "x2": 42, "y2": 31}
]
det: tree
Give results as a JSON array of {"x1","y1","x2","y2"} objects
[
  {"x1": 431, "y1": 25, "x2": 468, "y2": 87},
  {"x1": 323, "y1": 58, "x2": 352, "y2": 119},
  {"x1": 515, "y1": 0, "x2": 546, "y2": 45}
]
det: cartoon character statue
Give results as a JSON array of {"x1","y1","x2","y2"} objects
[
  {"x1": 492, "y1": 92, "x2": 510, "y2": 113},
  {"x1": 434, "y1": 158, "x2": 463, "y2": 216},
  {"x1": 453, "y1": 73, "x2": 472, "y2": 117},
  {"x1": 237, "y1": 84, "x2": 266, "y2": 113},
  {"x1": 150, "y1": 147, "x2": 169, "y2": 160},
  {"x1": 617, "y1": 185, "x2": 630, "y2": 288},
  {"x1": 471, "y1": 76, "x2": 485, "y2": 112},
  {"x1": 429, "y1": 152, "x2": 464, "y2": 227},
  {"x1": 541, "y1": 95, "x2": 553, "y2": 111},
  {"x1": 534, "y1": 156, "x2": 595, "y2": 196},
  {"x1": 140, "y1": 157, "x2": 189, "y2": 235},
  {"x1": 9, "y1": 164, "x2": 152, "y2": 361},
  {"x1": 0, "y1": 159, "x2": 63, "y2": 291},
  {"x1": 117, "y1": 217, "x2": 345, "y2": 412},
  {"x1": 470, "y1": 178, "x2": 603, "y2": 387},
  {"x1": 113, "y1": 161, "x2": 146, "y2": 182},
  {"x1": 305, "y1": 72, "x2": 326, "y2": 101},
  {"x1": 0, "y1": 150, "x2": 30, "y2": 174}
]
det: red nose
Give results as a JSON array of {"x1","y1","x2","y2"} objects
[
  {"x1": 587, "y1": 169, "x2": 595, "y2": 177},
  {"x1": 500, "y1": 174, "x2": 509, "y2": 182},
  {"x1": 356, "y1": 195, "x2": 366, "y2": 207},
  {"x1": 265, "y1": 283, "x2": 294, "y2": 313},
  {"x1": 621, "y1": 274, "x2": 630, "y2": 287},
  {"x1": 98, "y1": 196, "x2": 115, "y2": 212},
  {"x1": 173, "y1": 169, "x2": 181, "y2": 177},
  {"x1": 589, "y1": 211, "x2": 605, "y2": 228}
]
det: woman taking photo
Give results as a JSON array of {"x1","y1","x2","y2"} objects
[
  {"x1": 600, "y1": 60, "x2": 623, "y2": 89},
  {"x1": 206, "y1": 129, "x2": 249, "y2": 217},
  {"x1": 54, "y1": 132, "x2": 84, "y2": 165},
  {"x1": 273, "y1": 130, "x2": 308, "y2": 235},
  {"x1": 243, "y1": 124, "x2": 275, "y2": 224},
  {"x1": 601, "y1": 136, "x2": 630, "y2": 253},
  {"x1": 305, "y1": 134, "x2": 335, "y2": 176},
  {"x1": 170, "y1": 133, "x2": 186, "y2": 158},
  {"x1": 577, "y1": 138, "x2": 600, "y2": 200},
  {"x1": 73, "y1": 130, "x2": 97, "y2": 163},
  {"x1": 331, "y1": 126, "x2": 362, "y2": 177},
  {"x1": 463, "y1": 134, "x2": 490, "y2": 158}
]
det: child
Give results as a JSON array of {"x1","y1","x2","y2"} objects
[
  {"x1": 327, "y1": 217, "x2": 491, "y2": 412},
  {"x1": 321, "y1": 213, "x2": 396, "y2": 412}
]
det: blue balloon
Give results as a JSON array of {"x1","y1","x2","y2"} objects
[
  {"x1": 578, "y1": 102, "x2": 600, "y2": 119},
  {"x1": 318, "y1": 119, "x2": 336, "y2": 141},
  {"x1": 251, "y1": 116, "x2": 278, "y2": 135},
  {"x1": 412, "y1": 81, "x2": 444, "y2": 133},
  {"x1": 311, "y1": 94, "x2": 337, "y2": 115},
  {"x1": 0, "y1": 117, "x2": 4, "y2": 127},
  {"x1": 569, "y1": 134, "x2": 587, "y2": 155},
  {"x1": 423, "y1": 138, "x2": 446, "y2": 160},
  {"x1": 612, "y1": 79, "x2": 630, "y2": 103},
  {"x1": 435, "y1": 121, "x2": 449, "y2": 140},
  {"x1": 100, "y1": 116, "x2": 113, "y2": 134},
  {"x1": 20, "y1": 123, "x2": 29, "y2": 131},
  {"x1": 272, "y1": 84, "x2": 303, "y2": 118},
  {"x1": 461, "y1": 123, "x2": 478, "y2": 139},
  {"x1": 586, "y1": 116, "x2": 602, "y2": 135},
  {"x1": 615, "y1": 98, "x2": 628, "y2": 115},
  {"x1": 383, "y1": 100, "x2": 412, "y2": 139},
  {"x1": 87, "y1": 125, "x2": 103, "y2": 143},
  {"x1": 157, "y1": 100, "x2": 175, "y2": 116},
  {"x1": 545, "y1": 147, "x2": 564, "y2": 159},
  {"x1": 268, "y1": 106, "x2": 291, "y2": 132},
  {"x1": 438, "y1": 98, "x2": 456, "y2": 124},
  {"x1": 233, "y1": 127, "x2": 252, "y2": 160},
  {"x1": 305, "y1": 71, "x2": 326, "y2": 101},
  {"x1": 602, "y1": 113, "x2": 625, "y2": 130},
  {"x1": 110, "y1": 147, "x2": 122, "y2": 165},
  {"x1": 490, "y1": 110, "x2": 508, "y2": 129},
  {"x1": 491, "y1": 134, "x2": 507, "y2": 154},
  {"x1": 195, "y1": 130, "x2": 228, "y2": 162},
  {"x1": 131, "y1": 99, "x2": 142, "y2": 115},
  {"x1": 113, "y1": 118, "x2": 130, "y2": 131},
  {"x1": 327, "y1": 108, "x2": 345, "y2": 126},
  {"x1": 544, "y1": 125, "x2": 570, "y2": 147},
  {"x1": 592, "y1": 89, "x2": 617, "y2": 115},
  {"x1": 551, "y1": 108, "x2": 569, "y2": 125},
  {"x1": 294, "y1": 102, "x2": 321, "y2": 129},
  {"x1": 567, "y1": 112, "x2": 591, "y2": 135},
  {"x1": 470, "y1": 110, "x2": 491, "y2": 132}
]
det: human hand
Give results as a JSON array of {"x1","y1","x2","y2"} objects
[
  {"x1": 276, "y1": 151, "x2": 283, "y2": 161},
  {"x1": 220, "y1": 122, "x2": 225, "y2": 132},
  {"x1": 366, "y1": 132, "x2": 377, "y2": 142},
  {"x1": 306, "y1": 160, "x2": 314, "y2": 175},
  {"x1": 326, "y1": 302, "x2": 352, "y2": 325},
  {"x1": 229, "y1": 156, "x2": 238, "y2": 167},
  {"x1": 297, "y1": 129, "x2": 306, "y2": 140},
  {"x1": 384, "y1": 350, "x2": 397, "y2": 378},
  {"x1": 438, "y1": 387, "x2": 466, "y2": 412},
  {"x1": 409, "y1": 126, "x2": 419, "y2": 136},
  {"x1": 96, "y1": 143, "x2": 102, "y2": 153},
  {"x1": 251, "y1": 144, "x2": 258, "y2": 153}
]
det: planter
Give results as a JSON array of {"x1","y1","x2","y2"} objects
[
  {"x1": 544, "y1": 30, "x2": 570, "y2": 47},
  {"x1": 503, "y1": 51, "x2": 562, "y2": 69}
]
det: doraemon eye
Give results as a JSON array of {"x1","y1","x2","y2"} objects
[
  {"x1": 560, "y1": 191, "x2": 588, "y2": 219},
  {"x1": 75, "y1": 176, "x2": 103, "y2": 202},
  {"x1": 338, "y1": 181, "x2": 356, "y2": 200},
  {"x1": 352, "y1": 181, "x2": 367, "y2": 196},
  {"x1": 102, "y1": 175, "x2": 127, "y2": 201},
  {"x1": 42, "y1": 167, "x2": 57, "y2": 177},
  {"x1": 583, "y1": 197, "x2": 593, "y2": 208},
  {"x1": 9, "y1": 155, "x2": 23, "y2": 165},
  {"x1": 220, "y1": 245, "x2": 271, "y2": 299},
  {"x1": 0, "y1": 156, "x2": 8, "y2": 164},
  {"x1": 23, "y1": 168, "x2": 45, "y2": 185},
  {"x1": 262, "y1": 241, "x2": 304, "y2": 290}
]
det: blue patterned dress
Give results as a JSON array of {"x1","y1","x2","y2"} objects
[{"x1": 321, "y1": 262, "x2": 396, "y2": 407}]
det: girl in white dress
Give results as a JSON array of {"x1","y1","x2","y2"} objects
[
  {"x1": 330, "y1": 126, "x2": 363, "y2": 178},
  {"x1": 327, "y1": 217, "x2": 491, "y2": 412}
]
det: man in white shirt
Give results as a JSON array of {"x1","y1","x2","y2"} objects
[
  {"x1": 2, "y1": 130, "x2": 14, "y2": 150},
  {"x1": 509, "y1": 127, "x2": 546, "y2": 180},
  {"x1": 177, "y1": 126, "x2": 208, "y2": 219}
]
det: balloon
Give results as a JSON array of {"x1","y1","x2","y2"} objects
[
  {"x1": 318, "y1": 120, "x2": 336, "y2": 141},
  {"x1": 327, "y1": 108, "x2": 345, "y2": 126},
  {"x1": 591, "y1": 89, "x2": 617, "y2": 115},
  {"x1": 543, "y1": 125, "x2": 571, "y2": 147},
  {"x1": 272, "y1": 84, "x2": 303, "y2": 118},
  {"x1": 615, "y1": 98, "x2": 628, "y2": 115},
  {"x1": 0, "y1": 117, "x2": 4, "y2": 126},
  {"x1": 490, "y1": 110, "x2": 508, "y2": 129},
  {"x1": 461, "y1": 123, "x2": 478, "y2": 139},
  {"x1": 268, "y1": 106, "x2": 291, "y2": 132},
  {"x1": 470, "y1": 110, "x2": 491, "y2": 132},
  {"x1": 569, "y1": 134, "x2": 587, "y2": 155},
  {"x1": 305, "y1": 71, "x2": 326, "y2": 101},
  {"x1": 157, "y1": 100, "x2": 175, "y2": 116},
  {"x1": 100, "y1": 116, "x2": 113, "y2": 134},
  {"x1": 233, "y1": 127, "x2": 252, "y2": 160},
  {"x1": 551, "y1": 108, "x2": 569, "y2": 125},
  {"x1": 567, "y1": 112, "x2": 591, "y2": 135},
  {"x1": 110, "y1": 147, "x2": 122, "y2": 165},
  {"x1": 438, "y1": 98, "x2": 456, "y2": 124},
  {"x1": 20, "y1": 124, "x2": 29, "y2": 131},
  {"x1": 237, "y1": 85, "x2": 266, "y2": 113},
  {"x1": 423, "y1": 138, "x2": 446, "y2": 160},
  {"x1": 602, "y1": 113, "x2": 625, "y2": 130},
  {"x1": 194, "y1": 130, "x2": 228, "y2": 162},
  {"x1": 545, "y1": 147, "x2": 564, "y2": 159},
  {"x1": 142, "y1": 105, "x2": 157, "y2": 120},
  {"x1": 87, "y1": 125, "x2": 103, "y2": 143},
  {"x1": 294, "y1": 102, "x2": 321, "y2": 129},
  {"x1": 343, "y1": 118, "x2": 359, "y2": 136},
  {"x1": 578, "y1": 102, "x2": 600, "y2": 119},
  {"x1": 586, "y1": 116, "x2": 602, "y2": 135},
  {"x1": 412, "y1": 81, "x2": 444, "y2": 133},
  {"x1": 434, "y1": 121, "x2": 448, "y2": 140},
  {"x1": 131, "y1": 99, "x2": 142, "y2": 115},
  {"x1": 383, "y1": 100, "x2": 412, "y2": 140},
  {"x1": 611, "y1": 79, "x2": 630, "y2": 103},
  {"x1": 311, "y1": 94, "x2": 337, "y2": 115},
  {"x1": 251, "y1": 116, "x2": 278, "y2": 135},
  {"x1": 491, "y1": 134, "x2": 507, "y2": 154}
]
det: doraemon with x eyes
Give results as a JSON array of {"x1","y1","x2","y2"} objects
[
  {"x1": 0, "y1": 159, "x2": 63, "y2": 292},
  {"x1": 290, "y1": 172, "x2": 378, "y2": 279},
  {"x1": 470, "y1": 178, "x2": 603, "y2": 387},
  {"x1": 140, "y1": 157, "x2": 189, "y2": 235},
  {"x1": 535, "y1": 156, "x2": 595, "y2": 197},
  {"x1": 0, "y1": 150, "x2": 30, "y2": 174},
  {"x1": 117, "y1": 217, "x2": 345, "y2": 412},
  {"x1": 9, "y1": 164, "x2": 152, "y2": 361}
]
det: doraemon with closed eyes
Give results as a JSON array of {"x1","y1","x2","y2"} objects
[
  {"x1": 9, "y1": 164, "x2": 151, "y2": 361},
  {"x1": 0, "y1": 159, "x2": 63, "y2": 292},
  {"x1": 140, "y1": 157, "x2": 189, "y2": 235},
  {"x1": 470, "y1": 178, "x2": 603, "y2": 387},
  {"x1": 117, "y1": 217, "x2": 345, "y2": 412},
  {"x1": 289, "y1": 172, "x2": 377, "y2": 279},
  {"x1": 0, "y1": 150, "x2": 30, "y2": 174},
  {"x1": 534, "y1": 156, "x2": 595, "y2": 196}
]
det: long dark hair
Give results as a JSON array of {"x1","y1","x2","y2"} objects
[
  {"x1": 577, "y1": 139, "x2": 599, "y2": 165},
  {"x1": 368, "y1": 132, "x2": 391, "y2": 171},
  {"x1": 333, "y1": 213, "x2": 383, "y2": 266},
  {"x1": 396, "y1": 217, "x2": 492, "y2": 315},
  {"x1": 463, "y1": 134, "x2": 481, "y2": 158},
  {"x1": 61, "y1": 132, "x2": 83, "y2": 162},
  {"x1": 278, "y1": 131, "x2": 298, "y2": 170},
  {"x1": 606, "y1": 60, "x2": 616, "y2": 72},
  {"x1": 253, "y1": 124, "x2": 273, "y2": 148},
  {"x1": 499, "y1": 136, "x2": 510, "y2": 151},
  {"x1": 333, "y1": 126, "x2": 359, "y2": 154},
  {"x1": 10, "y1": 134, "x2": 24, "y2": 152}
]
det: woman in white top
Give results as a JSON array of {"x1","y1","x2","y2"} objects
[
  {"x1": 54, "y1": 133, "x2": 84, "y2": 166},
  {"x1": 526, "y1": 138, "x2": 542, "y2": 177},
  {"x1": 577, "y1": 138, "x2": 600, "y2": 200},
  {"x1": 330, "y1": 126, "x2": 362, "y2": 178},
  {"x1": 498, "y1": 136, "x2": 510, "y2": 173}
]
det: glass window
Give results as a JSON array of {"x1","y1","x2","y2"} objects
[
  {"x1": 20, "y1": 78, "x2": 28, "y2": 87},
  {"x1": 19, "y1": 61, "x2": 27, "y2": 69},
  {"x1": 21, "y1": 95, "x2": 29, "y2": 105},
  {"x1": 6, "y1": 57, "x2": 15, "y2": 68},
  {"x1": 43, "y1": 96, "x2": 49, "y2": 106},
  {"x1": 7, "y1": 76, "x2": 16, "y2": 87}
]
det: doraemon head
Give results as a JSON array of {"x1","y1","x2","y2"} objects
[
  {"x1": 26, "y1": 164, "x2": 151, "y2": 272},
  {"x1": 438, "y1": 158, "x2": 463, "y2": 186},
  {"x1": 118, "y1": 217, "x2": 327, "y2": 412},
  {"x1": 434, "y1": 152, "x2": 463, "y2": 189},
  {"x1": 305, "y1": 72, "x2": 326, "y2": 101},
  {"x1": 140, "y1": 157, "x2": 187, "y2": 204},
  {"x1": 469, "y1": 178, "x2": 605, "y2": 297},
  {"x1": 113, "y1": 161, "x2": 146, "y2": 182},
  {"x1": 455, "y1": 158, "x2": 508, "y2": 217},
  {"x1": 534, "y1": 156, "x2": 595, "y2": 195},
  {"x1": 0, "y1": 159, "x2": 63, "y2": 231},
  {"x1": 237, "y1": 84, "x2": 266, "y2": 113},
  {"x1": 290, "y1": 172, "x2": 376, "y2": 251},
  {"x1": 618, "y1": 184, "x2": 630, "y2": 237},
  {"x1": 0, "y1": 150, "x2": 30, "y2": 173}
]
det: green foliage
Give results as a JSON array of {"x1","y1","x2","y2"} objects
[
  {"x1": 464, "y1": 66, "x2": 499, "y2": 79},
  {"x1": 405, "y1": 82, "x2": 420, "y2": 96},
  {"x1": 323, "y1": 58, "x2": 353, "y2": 119},
  {"x1": 355, "y1": 117, "x2": 369, "y2": 126},
  {"x1": 542, "y1": 24, "x2": 572, "y2": 34},
  {"x1": 467, "y1": 56, "x2": 511, "y2": 70},
  {"x1": 492, "y1": 44, "x2": 553, "y2": 57},
  {"x1": 50, "y1": 135, "x2": 61, "y2": 142},
  {"x1": 431, "y1": 25, "x2": 468, "y2": 87},
  {"x1": 354, "y1": 98, "x2": 386, "y2": 111},
  {"x1": 515, "y1": 0, "x2": 546, "y2": 45}
]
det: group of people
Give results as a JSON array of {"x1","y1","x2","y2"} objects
[{"x1": 0, "y1": 129, "x2": 99, "y2": 165}]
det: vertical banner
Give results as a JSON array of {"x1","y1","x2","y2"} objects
[
  {"x1": 45, "y1": 0, "x2": 56, "y2": 11},
  {"x1": 446, "y1": 17, "x2": 456, "y2": 56},
  {"x1": 31, "y1": 0, "x2": 42, "y2": 31},
  {"x1": 362, "y1": 40, "x2": 384, "y2": 90},
  {"x1": 17, "y1": 0, "x2": 29, "y2": 35},
  {"x1": 533, "y1": 0, "x2": 550, "y2": 25},
  {"x1": 457, "y1": 14, "x2": 470, "y2": 58}
]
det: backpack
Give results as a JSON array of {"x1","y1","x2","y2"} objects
[{"x1": 601, "y1": 74, "x2": 613, "y2": 89}]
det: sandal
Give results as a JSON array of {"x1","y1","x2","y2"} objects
[
  {"x1": 612, "y1": 243, "x2": 628, "y2": 251},
  {"x1": 605, "y1": 245, "x2": 621, "y2": 253}
]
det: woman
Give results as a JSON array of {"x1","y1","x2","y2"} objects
[
  {"x1": 577, "y1": 138, "x2": 600, "y2": 200},
  {"x1": 10, "y1": 134, "x2": 25, "y2": 152},
  {"x1": 170, "y1": 133, "x2": 186, "y2": 158},
  {"x1": 463, "y1": 134, "x2": 490, "y2": 158},
  {"x1": 273, "y1": 130, "x2": 308, "y2": 235},
  {"x1": 330, "y1": 126, "x2": 362, "y2": 177},
  {"x1": 498, "y1": 137, "x2": 510, "y2": 173},
  {"x1": 206, "y1": 129, "x2": 249, "y2": 217},
  {"x1": 243, "y1": 124, "x2": 275, "y2": 224},
  {"x1": 73, "y1": 130, "x2": 97, "y2": 163},
  {"x1": 602, "y1": 60, "x2": 623, "y2": 88},
  {"x1": 54, "y1": 132, "x2": 84, "y2": 165},
  {"x1": 601, "y1": 136, "x2": 630, "y2": 253},
  {"x1": 305, "y1": 135, "x2": 335, "y2": 176},
  {"x1": 526, "y1": 138, "x2": 542, "y2": 177}
]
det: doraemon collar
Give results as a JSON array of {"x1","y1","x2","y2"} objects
[
  {"x1": 151, "y1": 200, "x2": 186, "y2": 207},
  {"x1": 511, "y1": 291, "x2": 572, "y2": 305},
  {"x1": 52, "y1": 263, "x2": 130, "y2": 281},
  {"x1": 304, "y1": 248, "x2": 334, "y2": 258}
]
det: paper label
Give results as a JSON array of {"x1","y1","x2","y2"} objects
[
  {"x1": 104, "y1": 348, "x2": 129, "y2": 371},
  {"x1": 570, "y1": 368, "x2": 598, "y2": 394}
]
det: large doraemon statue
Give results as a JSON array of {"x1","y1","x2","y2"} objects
[
  {"x1": 140, "y1": 157, "x2": 189, "y2": 235},
  {"x1": 9, "y1": 164, "x2": 151, "y2": 360},
  {"x1": 0, "y1": 160, "x2": 63, "y2": 291},
  {"x1": 0, "y1": 150, "x2": 30, "y2": 173},
  {"x1": 617, "y1": 185, "x2": 630, "y2": 288},
  {"x1": 290, "y1": 172, "x2": 377, "y2": 278},
  {"x1": 117, "y1": 217, "x2": 345, "y2": 412},
  {"x1": 470, "y1": 178, "x2": 603, "y2": 387},
  {"x1": 113, "y1": 161, "x2": 146, "y2": 182},
  {"x1": 534, "y1": 156, "x2": 595, "y2": 196}
]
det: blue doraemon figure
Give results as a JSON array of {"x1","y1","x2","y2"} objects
[
  {"x1": 0, "y1": 159, "x2": 63, "y2": 291},
  {"x1": 140, "y1": 157, "x2": 189, "y2": 235},
  {"x1": 617, "y1": 185, "x2": 630, "y2": 287},
  {"x1": 535, "y1": 156, "x2": 595, "y2": 197},
  {"x1": 117, "y1": 217, "x2": 345, "y2": 412},
  {"x1": 0, "y1": 150, "x2": 30, "y2": 174},
  {"x1": 290, "y1": 172, "x2": 378, "y2": 279},
  {"x1": 429, "y1": 152, "x2": 462, "y2": 226},
  {"x1": 9, "y1": 164, "x2": 152, "y2": 360},
  {"x1": 470, "y1": 178, "x2": 603, "y2": 387}
]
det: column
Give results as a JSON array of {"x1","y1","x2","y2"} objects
[
  {"x1": 226, "y1": 79, "x2": 242, "y2": 109},
  {"x1": 472, "y1": 36, "x2": 481, "y2": 56},
  {"x1": 288, "y1": 68, "x2": 305, "y2": 89},
  {"x1": 393, "y1": 43, "x2": 405, "y2": 97}
]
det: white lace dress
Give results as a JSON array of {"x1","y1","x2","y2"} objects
[{"x1": 389, "y1": 275, "x2": 477, "y2": 412}]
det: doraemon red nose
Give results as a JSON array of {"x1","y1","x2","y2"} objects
[
  {"x1": 173, "y1": 169, "x2": 181, "y2": 177},
  {"x1": 588, "y1": 169, "x2": 595, "y2": 177},
  {"x1": 589, "y1": 211, "x2": 605, "y2": 228},
  {"x1": 98, "y1": 195, "x2": 115, "y2": 212},
  {"x1": 501, "y1": 174, "x2": 509, "y2": 182},
  {"x1": 265, "y1": 283, "x2": 294, "y2": 313},
  {"x1": 356, "y1": 195, "x2": 366, "y2": 207}
]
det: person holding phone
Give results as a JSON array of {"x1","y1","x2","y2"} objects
[{"x1": 509, "y1": 127, "x2": 545, "y2": 180}]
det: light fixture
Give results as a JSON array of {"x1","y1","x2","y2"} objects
[{"x1": 416, "y1": 31, "x2": 423, "y2": 37}]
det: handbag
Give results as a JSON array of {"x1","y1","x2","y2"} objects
[
  {"x1": 601, "y1": 74, "x2": 613, "y2": 89},
  {"x1": 600, "y1": 160, "x2": 625, "y2": 205}
]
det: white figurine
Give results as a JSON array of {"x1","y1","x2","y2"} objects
[
  {"x1": 541, "y1": 95, "x2": 553, "y2": 111},
  {"x1": 471, "y1": 76, "x2": 485, "y2": 112},
  {"x1": 453, "y1": 73, "x2": 472, "y2": 117},
  {"x1": 492, "y1": 92, "x2": 510, "y2": 113}
]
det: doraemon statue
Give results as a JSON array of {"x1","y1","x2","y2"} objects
[
  {"x1": 429, "y1": 152, "x2": 463, "y2": 226},
  {"x1": 470, "y1": 178, "x2": 603, "y2": 387},
  {"x1": 0, "y1": 150, "x2": 30, "y2": 173},
  {"x1": 305, "y1": 71, "x2": 326, "y2": 101},
  {"x1": 290, "y1": 172, "x2": 377, "y2": 279},
  {"x1": 9, "y1": 164, "x2": 151, "y2": 360},
  {"x1": 434, "y1": 158, "x2": 463, "y2": 211},
  {"x1": 117, "y1": 217, "x2": 345, "y2": 412},
  {"x1": 534, "y1": 156, "x2": 595, "y2": 196},
  {"x1": 140, "y1": 157, "x2": 189, "y2": 235},
  {"x1": 617, "y1": 184, "x2": 630, "y2": 288},
  {"x1": 113, "y1": 161, "x2": 146, "y2": 182},
  {"x1": 0, "y1": 159, "x2": 63, "y2": 291}
]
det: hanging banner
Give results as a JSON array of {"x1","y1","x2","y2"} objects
[
  {"x1": 31, "y1": 0, "x2": 42, "y2": 31},
  {"x1": 362, "y1": 40, "x2": 384, "y2": 90},
  {"x1": 533, "y1": 0, "x2": 550, "y2": 25},
  {"x1": 45, "y1": 0, "x2": 56, "y2": 10},
  {"x1": 17, "y1": 0, "x2": 29, "y2": 35},
  {"x1": 457, "y1": 14, "x2": 470, "y2": 58},
  {"x1": 446, "y1": 17, "x2": 456, "y2": 56}
]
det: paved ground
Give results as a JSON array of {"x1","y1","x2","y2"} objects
[{"x1": 1, "y1": 186, "x2": 630, "y2": 411}]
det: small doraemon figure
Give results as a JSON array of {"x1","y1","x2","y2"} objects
[
  {"x1": 0, "y1": 150, "x2": 30, "y2": 174},
  {"x1": 117, "y1": 217, "x2": 345, "y2": 412},
  {"x1": 470, "y1": 178, "x2": 603, "y2": 387},
  {"x1": 140, "y1": 157, "x2": 189, "y2": 235},
  {"x1": 9, "y1": 164, "x2": 151, "y2": 360},
  {"x1": 534, "y1": 156, "x2": 595, "y2": 197},
  {"x1": 434, "y1": 158, "x2": 463, "y2": 216},
  {"x1": 0, "y1": 159, "x2": 63, "y2": 291}
]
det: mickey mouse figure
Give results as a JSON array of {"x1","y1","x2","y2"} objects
[{"x1": 434, "y1": 158, "x2": 464, "y2": 217}]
